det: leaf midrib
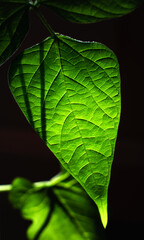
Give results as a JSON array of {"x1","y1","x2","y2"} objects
[{"x1": 56, "y1": 38, "x2": 109, "y2": 197}]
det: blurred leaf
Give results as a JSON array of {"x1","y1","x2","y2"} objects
[
  {"x1": 0, "y1": 0, "x2": 30, "y2": 66},
  {"x1": 38, "y1": 0, "x2": 144, "y2": 23},
  {"x1": 9, "y1": 177, "x2": 104, "y2": 240},
  {"x1": 9, "y1": 34, "x2": 121, "y2": 227}
]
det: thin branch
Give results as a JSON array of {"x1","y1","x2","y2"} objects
[
  {"x1": 0, "y1": 185, "x2": 11, "y2": 192},
  {"x1": 0, "y1": 172, "x2": 70, "y2": 193},
  {"x1": 33, "y1": 6, "x2": 57, "y2": 37}
]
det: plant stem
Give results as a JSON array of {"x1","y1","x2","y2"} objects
[
  {"x1": 34, "y1": 171, "x2": 70, "y2": 189},
  {"x1": 0, "y1": 185, "x2": 11, "y2": 192},
  {"x1": 29, "y1": 0, "x2": 39, "y2": 7},
  {"x1": 0, "y1": 172, "x2": 70, "y2": 193},
  {"x1": 33, "y1": 6, "x2": 56, "y2": 37}
]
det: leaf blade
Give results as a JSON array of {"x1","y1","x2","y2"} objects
[
  {"x1": 38, "y1": 0, "x2": 144, "y2": 23},
  {"x1": 9, "y1": 177, "x2": 104, "y2": 240},
  {"x1": 9, "y1": 35, "x2": 121, "y2": 227},
  {"x1": 0, "y1": 0, "x2": 29, "y2": 65}
]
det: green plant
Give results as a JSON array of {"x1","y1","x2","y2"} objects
[{"x1": 0, "y1": 0, "x2": 143, "y2": 239}]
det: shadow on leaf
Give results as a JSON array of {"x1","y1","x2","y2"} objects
[{"x1": 9, "y1": 177, "x2": 105, "y2": 240}]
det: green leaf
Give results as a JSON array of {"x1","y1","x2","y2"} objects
[
  {"x1": 38, "y1": 0, "x2": 144, "y2": 23},
  {"x1": 9, "y1": 34, "x2": 121, "y2": 227},
  {"x1": 9, "y1": 177, "x2": 104, "y2": 240},
  {"x1": 0, "y1": 0, "x2": 30, "y2": 66}
]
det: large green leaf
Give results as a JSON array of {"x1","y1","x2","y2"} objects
[
  {"x1": 9, "y1": 34, "x2": 121, "y2": 227},
  {"x1": 38, "y1": 0, "x2": 144, "y2": 23},
  {"x1": 9, "y1": 177, "x2": 104, "y2": 240},
  {"x1": 0, "y1": 0, "x2": 30, "y2": 66}
]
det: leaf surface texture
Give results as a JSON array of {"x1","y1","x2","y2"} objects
[
  {"x1": 39, "y1": 0, "x2": 144, "y2": 23},
  {"x1": 9, "y1": 34, "x2": 121, "y2": 227}
]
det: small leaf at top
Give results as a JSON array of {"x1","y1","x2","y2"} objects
[
  {"x1": 9, "y1": 177, "x2": 104, "y2": 240},
  {"x1": 38, "y1": 0, "x2": 144, "y2": 23},
  {"x1": 9, "y1": 34, "x2": 121, "y2": 227},
  {"x1": 0, "y1": 0, "x2": 30, "y2": 66}
]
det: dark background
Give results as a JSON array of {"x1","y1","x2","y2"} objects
[{"x1": 0, "y1": 3, "x2": 144, "y2": 240}]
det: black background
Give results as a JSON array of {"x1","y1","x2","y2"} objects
[{"x1": 0, "y1": 3, "x2": 144, "y2": 240}]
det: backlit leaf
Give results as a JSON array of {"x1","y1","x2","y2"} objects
[
  {"x1": 0, "y1": 0, "x2": 30, "y2": 66},
  {"x1": 9, "y1": 34, "x2": 121, "y2": 227},
  {"x1": 38, "y1": 0, "x2": 144, "y2": 23},
  {"x1": 9, "y1": 177, "x2": 104, "y2": 240}
]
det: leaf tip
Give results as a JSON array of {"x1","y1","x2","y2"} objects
[
  {"x1": 97, "y1": 198, "x2": 108, "y2": 228},
  {"x1": 101, "y1": 210, "x2": 108, "y2": 229}
]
